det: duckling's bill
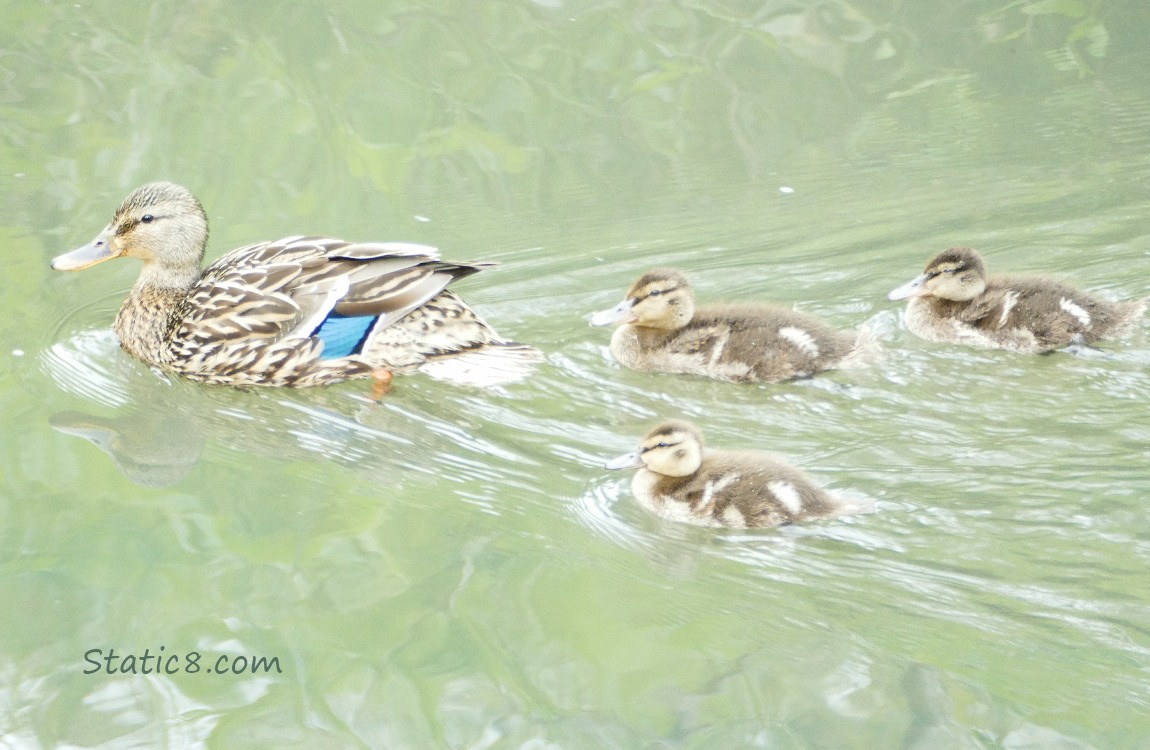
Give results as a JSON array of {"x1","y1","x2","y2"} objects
[
  {"x1": 887, "y1": 273, "x2": 929, "y2": 301},
  {"x1": 589, "y1": 299, "x2": 636, "y2": 327},
  {"x1": 52, "y1": 226, "x2": 122, "y2": 271},
  {"x1": 604, "y1": 450, "x2": 644, "y2": 470}
]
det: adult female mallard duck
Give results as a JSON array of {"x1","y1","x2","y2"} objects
[
  {"x1": 589, "y1": 268, "x2": 874, "y2": 382},
  {"x1": 51, "y1": 182, "x2": 543, "y2": 388},
  {"x1": 887, "y1": 246, "x2": 1146, "y2": 353},
  {"x1": 605, "y1": 420, "x2": 868, "y2": 528}
]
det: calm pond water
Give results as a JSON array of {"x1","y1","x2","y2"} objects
[{"x1": 3, "y1": 1, "x2": 1150, "y2": 748}]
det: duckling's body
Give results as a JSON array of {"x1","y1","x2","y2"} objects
[
  {"x1": 52, "y1": 182, "x2": 542, "y2": 388},
  {"x1": 591, "y1": 269, "x2": 874, "y2": 383},
  {"x1": 605, "y1": 420, "x2": 867, "y2": 528},
  {"x1": 889, "y1": 247, "x2": 1146, "y2": 353},
  {"x1": 606, "y1": 302, "x2": 860, "y2": 383}
]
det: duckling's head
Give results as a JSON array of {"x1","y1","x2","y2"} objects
[
  {"x1": 888, "y1": 247, "x2": 987, "y2": 302},
  {"x1": 589, "y1": 268, "x2": 696, "y2": 330},
  {"x1": 604, "y1": 420, "x2": 704, "y2": 478},
  {"x1": 52, "y1": 182, "x2": 209, "y2": 288}
]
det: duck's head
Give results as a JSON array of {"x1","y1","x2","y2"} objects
[
  {"x1": 888, "y1": 247, "x2": 987, "y2": 302},
  {"x1": 589, "y1": 268, "x2": 696, "y2": 330},
  {"x1": 605, "y1": 420, "x2": 704, "y2": 477},
  {"x1": 52, "y1": 182, "x2": 208, "y2": 287}
]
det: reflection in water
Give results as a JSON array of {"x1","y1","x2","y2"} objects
[
  {"x1": 40, "y1": 326, "x2": 542, "y2": 494},
  {"x1": 49, "y1": 408, "x2": 203, "y2": 488},
  {"x1": 43, "y1": 327, "x2": 202, "y2": 487},
  {"x1": 40, "y1": 328, "x2": 413, "y2": 488},
  {"x1": 11, "y1": 1, "x2": 1150, "y2": 746}
]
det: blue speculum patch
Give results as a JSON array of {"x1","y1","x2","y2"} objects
[{"x1": 314, "y1": 314, "x2": 376, "y2": 358}]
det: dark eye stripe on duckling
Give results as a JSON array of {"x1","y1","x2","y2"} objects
[
  {"x1": 642, "y1": 439, "x2": 679, "y2": 453},
  {"x1": 642, "y1": 423, "x2": 684, "y2": 452},
  {"x1": 927, "y1": 262, "x2": 964, "y2": 278},
  {"x1": 633, "y1": 284, "x2": 678, "y2": 301}
]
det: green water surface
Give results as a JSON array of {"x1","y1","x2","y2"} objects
[{"x1": 2, "y1": 1, "x2": 1150, "y2": 748}]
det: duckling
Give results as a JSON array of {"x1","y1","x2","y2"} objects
[
  {"x1": 888, "y1": 247, "x2": 1146, "y2": 352},
  {"x1": 604, "y1": 420, "x2": 867, "y2": 528},
  {"x1": 590, "y1": 268, "x2": 874, "y2": 382},
  {"x1": 51, "y1": 182, "x2": 543, "y2": 388}
]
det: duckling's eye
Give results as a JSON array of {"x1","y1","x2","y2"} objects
[
  {"x1": 648, "y1": 289, "x2": 662, "y2": 297},
  {"x1": 141, "y1": 214, "x2": 155, "y2": 224}
]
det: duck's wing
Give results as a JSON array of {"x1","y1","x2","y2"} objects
[
  {"x1": 955, "y1": 289, "x2": 1019, "y2": 330},
  {"x1": 667, "y1": 321, "x2": 736, "y2": 363},
  {"x1": 174, "y1": 237, "x2": 486, "y2": 349}
]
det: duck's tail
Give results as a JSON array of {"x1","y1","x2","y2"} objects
[
  {"x1": 418, "y1": 342, "x2": 545, "y2": 387},
  {"x1": 1106, "y1": 297, "x2": 1148, "y2": 339},
  {"x1": 837, "y1": 323, "x2": 883, "y2": 369}
]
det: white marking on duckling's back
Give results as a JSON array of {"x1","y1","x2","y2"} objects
[
  {"x1": 707, "y1": 330, "x2": 730, "y2": 369},
  {"x1": 700, "y1": 473, "x2": 739, "y2": 512},
  {"x1": 1059, "y1": 298, "x2": 1092, "y2": 328},
  {"x1": 778, "y1": 327, "x2": 819, "y2": 357},
  {"x1": 719, "y1": 505, "x2": 746, "y2": 526},
  {"x1": 997, "y1": 291, "x2": 1019, "y2": 328},
  {"x1": 767, "y1": 480, "x2": 803, "y2": 515}
]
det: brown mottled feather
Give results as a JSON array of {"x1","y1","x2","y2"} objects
[{"x1": 55, "y1": 183, "x2": 542, "y2": 387}]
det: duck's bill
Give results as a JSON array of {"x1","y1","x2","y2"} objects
[
  {"x1": 604, "y1": 450, "x2": 644, "y2": 471},
  {"x1": 51, "y1": 227, "x2": 121, "y2": 271},
  {"x1": 589, "y1": 299, "x2": 636, "y2": 327},
  {"x1": 887, "y1": 273, "x2": 929, "y2": 301}
]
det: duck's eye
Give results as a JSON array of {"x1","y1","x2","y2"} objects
[
  {"x1": 141, "y1": 214, "x2": 155, "y2": 224},
  {"x1": 648, "y1": 289, "x2": 662, "y2": 297}
]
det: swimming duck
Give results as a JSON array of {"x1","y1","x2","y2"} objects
[
  {"x1": 604, "y1": 420, "x2": 868, "y2": 528},
  {"x1": 887, "y1": 247, "x2": 1146, "y2": 353},
  {"x1": 51, "y1": 182, "x2": 543, "y2": 388},
  {"x1": 589, "y1": 268, "x2": 874, "y2": 382}
]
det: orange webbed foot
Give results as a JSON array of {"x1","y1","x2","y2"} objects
[{"x1": 369, "y1": 369, "x2": 393, "y2": 401}]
